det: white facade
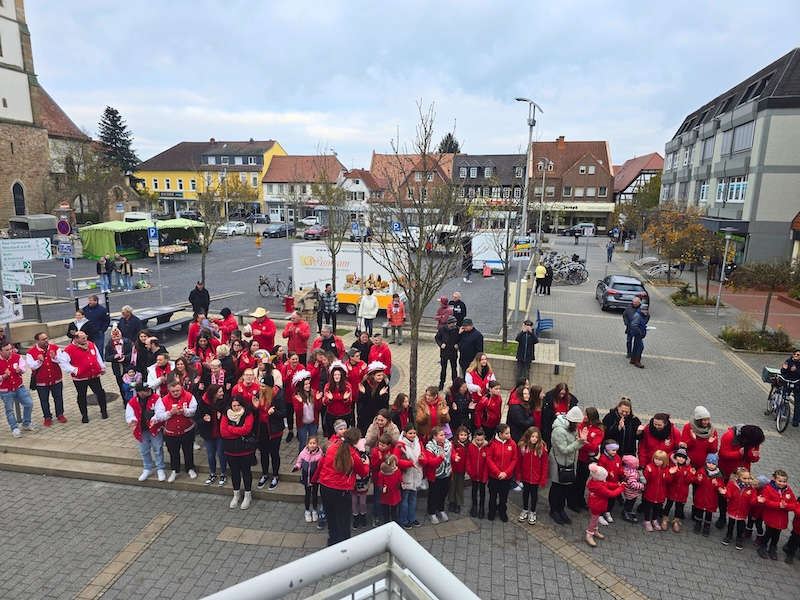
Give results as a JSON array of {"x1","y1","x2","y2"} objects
[{"x1": 0, "y1": 13, "x2": 33, "y2": 124}]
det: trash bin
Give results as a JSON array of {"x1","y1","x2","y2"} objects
[
  {"x1": 283, "y1": 295, "x2": 295, "y2": 313},
  {"x1": 624, "y1": 240, "x2": 630, "y2": 252}
]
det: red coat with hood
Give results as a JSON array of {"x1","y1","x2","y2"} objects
[
  {"x1": 726, "y1": 480, "x2": 758, "y2": 520},
  {"x1": 718, "y1": 427, "x2": 761, "y2": 477},
  {"x1": 466, "y1": 440, "x2": 489, "y2": 483},
  {"x1": 681, "y1": 422, "x2": 719, "y2": 470},
  {"x1": 643, "y1": 462, "x2": 670, "y2": 504},
  {"x1": 476, "y1": 392, "x2": 502, "y2": 430},
  {"x1": 693, "y1": 467, "x2": 725, "y2": 512},
  {"x1": 451, "y1": 439, "x2": 468, "y2": 474},
  {"x1": 597, "y1": 452, "x2": 623, "y2": 484},
  {"x1": 434, "y1": 297, "x2": 453, "y2": 328},
  {"x1": 517, "y1": 445, "x2": 548, "y2": 486},
  {"x1": 760, "y1": 483, "x2": 797, "y2": 530},
  {"x1": 587, "y1": 479, "x2": 624, "y2": 516},
  {"x1": 637, "y1": 420, "x2": 682, "y2": 467},
  {"x1": 666, "y1": 463, "x2": 694, "y2": 503}
]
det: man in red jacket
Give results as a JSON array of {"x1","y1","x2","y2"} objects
[
  {"x1": 25, "y1": 332, "x2": 66, "y2": 426},
  {"x1": 250, "y1": 307, "x2": 276, "y2": 352},
  {"x1": 311, "y1": 325, "x2": 346, "y2": 361},
  {"x1": 154, "y1": 380, "x2": 198, "y2": 482},
  {"x1": 57, "y1": 331, "x2": 107, "y2": 423},
  {"x1": 125, "y1": 382, "x2": 166, "y2": 482},
  {"x1": 368, "y1": 333, "x2": 392, "y2": 379},
  {"x1": 282, "y1": 311, "x2": 311, "y2": 365},
  {"x1": 0, "y1": 342, "x2": 35, "y2": 437}
]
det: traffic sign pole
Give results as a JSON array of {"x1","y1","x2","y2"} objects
[{"x1": 148, "y1": 227, "x2": 164, "y2": 304}]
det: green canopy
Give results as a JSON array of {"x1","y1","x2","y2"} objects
[{"x1": 80, "y1": 219, "x2": 204, "y2": 258}]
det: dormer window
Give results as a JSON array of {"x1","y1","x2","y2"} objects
[
  {"x1": 221, "y1": 156, "x2": 229, "y2": 165},
  {"x1": 469, "y1": 167, "x2": 477, "y2": 178},
  {"x1": 484, "y1": 167, "x2": 493, "y2": 178},
  {"x1": 459, "y1": 167, "x2": 467, "y2": 178},
  {"x1": 514, "y1": 167, "x2": 523, "y2": 178},
  {"x1": 579, "y1": 165, "x2": 587, "y2": 174}
]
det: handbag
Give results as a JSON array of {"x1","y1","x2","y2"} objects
[
  {"x1": 554, "y1": 458, "x2": 576, "y2": 484},
  {"x1": 240, "y1": 433, "x2": 258, "y2": 452}
]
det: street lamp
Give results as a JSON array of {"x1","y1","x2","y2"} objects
[
  {"x1": 714, "y1": 227, "x2": 737, "y2": 318},
  {"x1": 514, "y1": 97, "x2": 543, "y2": 320},
  {"x1": 536, "y1": 157, "x2": 552, "y2": 248}
]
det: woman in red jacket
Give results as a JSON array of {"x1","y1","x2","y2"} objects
[
  {"x1": 323, "y1": 362, "x2": 353, "y2": 437},
  {"x1": 486, "y1": 423, "x2": 517, "y2": 522},
  {"x1": 253, "y1": 376, "x2": 286, "y2": 491},
  {"x1": 575, "y1": 407, "x2": 604, "y2": 510},
  {"x1": 757, "y1": 469, "x2": 796, "y2": 560},
  {"x1": 220, "y1": 396, "x2": 257, "y2": 510},
  {"x1": 681, "y1": 405, "x2": 719, "y2": 471},
  {"x1": 517, "y1": 426, "x2": 548, "y2": 525},
  {"x1": 637, "y1": 413, "x2": 682, "y2": 468},
  {"x1": 314, "y1": 427, "x2": 370, "y2": 546},
  {"x1": 466, "y1": 428, "x2": 489, "y2": 518},
  {"x1": 231, "y1": 339, "x2": 255, "y2": 380},
  {"x1": 212, "y1": 308, "x2": 238, "y2": 345}
]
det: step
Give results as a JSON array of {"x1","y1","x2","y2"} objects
[{"x1": 0, "y1": 450, "x2": 307, "y2": 503}]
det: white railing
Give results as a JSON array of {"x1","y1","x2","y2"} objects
[{"x1": 202, "y1": 522, "x2": 480, "y2": 600}]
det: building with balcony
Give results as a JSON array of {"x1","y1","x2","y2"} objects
[
  {"x1": 660, "y1": 48, "x2": 800, "y2": 262},
  {"x1": 261, "y1": 154, "x2": 345, "y2": 223},
  {"x1": 613, "y1": 152, "x2": 663, "y2": 204}
]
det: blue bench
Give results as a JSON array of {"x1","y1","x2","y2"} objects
[{"x1": 535, "y1": 309, "x2": 553, "y2": 335}]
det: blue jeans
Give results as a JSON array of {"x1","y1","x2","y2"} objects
[
  {"x1": 98, "y1": 273, "x2": 112, "y2": 292},
  {"x1": 136, "y1": 430, "x2": 165, "y2": 471},
  {"x1": 121, "y1": 274, "x2": 133, "y2": 291},
  {"x1": 398, "y1": 489, "x2": 417, "y2": 525},
  {"x1": 297, "y1": 422, "x2": 318, "y2": 450},
  {"x1": 204, "y1": 437, "x2": 227, "y2": 474},
  {"x1": 113, "y1": 270, "x2": 121, "y2": 289},
  {"x1": 1, "y1": 387, "x2": 33, "y2": 431}
]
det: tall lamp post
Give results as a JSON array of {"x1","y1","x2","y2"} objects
[
  {"x1": 714, "y1": 227, "x2": 737, "y2": 318},
  {"x1": 514, "y1": 97, "x2": 542, "y2": 320}
]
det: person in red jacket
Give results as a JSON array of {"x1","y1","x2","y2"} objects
[
  {"x1": 681, "y1": 405, "x2": 719, "y2": 471},
  {"x1": 282, "y1": 311, "x2": 311, "y2": 365},
  {"x1": 575, "y1": 407, "x2": 604, "y2": 510},
  {"x1": 369, "y1": 431, "x2": 413, "y2": 526},
  {"x1": 322, "y1": 362, "x2": 353, "y2": 437},
  {"x1": 368, "y1": 333, "x2": 392, "y2": 378},
  {"x1": 313, "y1": 427, "x2": 370, "y2": 546},
  {"x1": 253, "y1": 378, "x2": 286, "y2": 491},
  {"x1": 291, "y1": 369, "x2": 321, "y2": 450},
  {"x1": 0, "y1": 341, "x2": 35, "y2": 438},
  {"x1": 311, "y1": 325, "x2": 346, "y2": 361},
  {"x1": 212, "y1": 308, "x2": 238, "y2": 345},
  {"x1": 25, "y1": 332, "x2": 66, "y2": 426},
  {"x1": 642, "y1": 450, "x2": 670, "y2": 531},
  {"x1": 597, "y1": 439, "x2": 622, "y2": 525},
  {"x1": 447, "y1": 426, "x2": 470, "y2": 514},
  {"x1": 231, "y1": 368, "x2": 260, "y2": 408},
  {"x1": 486, "y1": 423, "x2": 517, "y2": 522},
  {"x1": 717, "y1": 424, "x2": 764, "y2": 529},
  {"x1": 757, "y1": 469, "x2": 796, "y2": 560},
  {"x1": 636, "y1": 413, "x2": 682, "y2": 468},
  {"x1": 663, "y1": 448, "x2": 695, "y2": 533},
  {"x1": 585, "y1": 463, "x2": 624, "y2": 547},
  {"x1": 517, "y1": 426, "x2": 548, "y2": 525},
  {"x1": 154, "y1": 380, "x2": 198, "y2": 482},
  {"x1": 220, "y1": 396, "x2": 257, "y2": 510},
  {"x1": 377, "y1": 454, "x2": 403, "y2": 522},
  {"x1": 477, "y1": 381, "x2": 503, "y2": 440},
  {"x1": 280, "y1": 352, "x2": 304, "y2": 442},
  {"x1": 746, "y1": 474, "x2": 769, "y2": 543},
  {"x1": 56, "y1": 331, "x2": 107, "y2": 423},
  {"x1": 466, "y1": 428, "x2": 489, "y2": 518},
  {"x1": 387, "y1": 294, "x2": 406, "y2": 345},
  {"x1": 783, "y1": 508, "x2": 800, "y2": 564},
  {"x1": 693, "y1": 453, "x2": 726, "y2": 536},
  {"x1": 250, "y1": 307, "x2": 277, "y2": 355},
  {"x1": 723, "y1": 466, "x2": 758, "y2": 549},
  {"x1": 231, "y1": 340, "x2": 256, "y2": 380},
  {"x1": 344, "y1": 348, "x2": 367, "y2": 409},
  {"x1": 125, "y1": 383, "x2": 166, "y2": 482}
]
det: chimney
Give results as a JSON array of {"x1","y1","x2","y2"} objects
[
  {"x1": 249, "y1": 138, "x2": 254, "y2": 143},
  {"x1": 557, "y1": 135, "x2": 565, "y2": 149},
  {"x1": 210, "y1": 137, "x2": 215, "y2": 144}
]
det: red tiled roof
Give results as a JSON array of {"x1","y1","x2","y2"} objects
[
  {"x1": 29, "y1": 84, "x2": 88, "y2": 141},
  {"x1": 613, "y1": 152, "x2": 664, "y2": 193},
  {"x1": 261, "y1": 155, "x2": 344, "y2": 183},
  {"x1": 343, "y1": 168, "x2": 385, "y2": 191},
  {"x1": 370, "y1": 152, "x2": 455, "y2": 189},
  {"x1": 530, "y1": 138, "x2": 612, "y2": 179}
]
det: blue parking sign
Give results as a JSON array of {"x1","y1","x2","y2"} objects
[
  {"x1": 391, "y1": 222, "x2": 401, "y2": 232},
  {"x1": 351, "y1": 222, "x2": 359, "y2": 234},
  {"x1": 147, "y1": 227, "x2": 159, "y2": 240}
]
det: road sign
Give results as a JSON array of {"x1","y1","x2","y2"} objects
[
  {"x1": 391, "y1": 222, "x2": 402, "y2": 232},
  {"x1": 2, "y1": 270, "x2": 34, "y2": 290},
  {"x1": 115, "y1": 203, "x2": 124, "y2": 213},
  {"x1": 57, "y1": 241, "x2": 74, "y2": 257},
  {"x1": 56, "y1": 219, "x2": 71, "y2": 235},
  {"x1": 0, "y1": 295, "x2": 23, "y2": 324},
  {"x1": 3, "y1": 259, "x2": 31, "y2": 271},
  {"x1": 351, "y1": 222, "x2": 360, "y2": 234},
  {"x1": 63, "y1": 257, "x2": 73, "y2": 269},
  {"x1": 148, "y1": 227, "x2": 159, "y2": 240},
  {"x1": 0, "y1": 238, "x2": 52, "y2": 261}
]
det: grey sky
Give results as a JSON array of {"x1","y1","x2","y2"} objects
[{"x1": 25, "y1": 0, "x2": 799, "y2": 168}]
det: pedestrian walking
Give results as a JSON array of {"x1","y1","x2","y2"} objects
[
  {"x1": 154, "y1": 380, "x2": 198, "y2": 482},
  {"x1": 189, "y1": 281, "x2": 210, "y2": 316},
  {"x1": 57, "y1": 331, "x2": 108, "y2": 423},
  {"x1": 357, "y1": 288, "x2": 379, "y2": 337},
  {"x1": 606, "y1": 240, "x2": 615, "y2": 263},
  {"x1": 126, "y1": 383, "x2": 166, "y2": 482},
  {"x1": 449, "y1": 292, "x2": 467, "y2": 327},
  {"x1": 255, "y1": 235, "x2": 262, "y2": 257},
  {"x1": 83, "y1": 295, "x2": 110, "y2": 352},
  {"x1": 514, "y1": 320, "x2": 538, "y2": 381},
  {"x1": 320, "y1": 283, "x2": 339, "y2": 332},
  {"x1": 25, "y1": 331, "x2": 66, "y2": 426},
  {"x1": 622, "y1": 297, "x2": 641, "y2": 359},
  {"x1": 574, "y1": 231, "x2": 580, "y2": 245},
  {"x1": 435, "y1": 316, "x2": 459, "y2": 390},
  {"x1": 629, "y1": 304, "x2": 649, "y2": 368},
  {"x1": 0, "y1": 342, "x2": 35, "y2": 437}
]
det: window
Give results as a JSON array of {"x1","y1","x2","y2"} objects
[
  {"x1": 698, "y1": 181, "x2": 708, "y2": 204},
  {"x1": 469, "y1": 167, "x2": 477, "y2": 178},
  {"x1": 588, "y1": 165, "x2": 596, "y2": 175},
  {"x1": 598, "y1": 186, "x2": 607, "y2": 197},
  {"x1": 266, "y1": 184, "x2": 274, "y2": 194},
  {"x1": 281, "y1": 183, "x2": 287, "y2": 194},
  {"x1": 152, "y1": 178, "x2": 159, "y2": 190},
  {"x1": 239, "y1": 172, "x2": 247, "y2": 183},
  {"x1": 702, "y1": 137, "x2": 715, "y2": 161},
  {"x1": 563, "y1": 186, "x2": 572, "y2": 196},
  {"x1": 732, "y1": 121, "x2": 754, "y2": 152},
  {"x1": 548, "y1": 162, "x2": 553, "y2": 171},
  {"x1": 537, "y1": 162, "x2": 544, "y2": 172},
  {"x1": 459, "y1": 167, "x2": 467, "y2": 178},
  {"x1": 579, "y1": 165, "x2": 587, "y2": 174},
  {"x1": 503, "y1": 187, "x2": 511, "y2": 199},
  {"x1": 190, "y1": 179, "x2": 197, "y2": 191},
  {"x1": 407, "y1": 188, "x2": 414, "y2": 200},
  {"x1": 727, "y1": 176, "x2": 747, "y2": 203},
  {"x1": 248, "y1": 156, "x2": 256, "y2": 165},
  {"x1": 683, "y1": 147, "x2": 691, "y2": 166},
  {"x1": 752, "y1": 75, "x2": 772, "y2": 99},
  {"x1": 165, "y1": 178, "x2": 171, "y2": 190},
  {"x1": 177, "y1": 179, "x2": 184, "y2": 190},
  {"x1": 546, "y1": 186, "x2": 555, "y2": 197},
  {"x1": 484, "y1": 166, "x2": 493, "y2": 178},
  {"x1": 514, "y1": 167, "x2": 523, "y2": 178},
  {"x1": 207, "y1": 156, "x2": 216, "y2": 165},
  {"x1": 534, "y1": 187, "x2": 542, "y2": 196},
  {"x1": 234, "y1": 156, "x2": 243, "y2": 165},
  {"x1": 468, "y1": 187, "x2": 476, "y2": 198},
  {"x1": 252, "y1": 175, "x2": 258, "y2": 187},
  {"x1": 491, "y1": 186, "x2": 500, "y2": 198},
  {"x1": 427, "y1": 172, "x2": 434, "y2": 182},
  {"x1": 678, "y1": 182, "x2": 687, "y2": 200},
  {"x1": 721, "y1": 130, "x2": 733, "y2": 155},
  {"x1": 205, "y1": 172, "x2": 212, "y2": 187},
  {"x1": 415, "y1": 172, "x2": 422, "y2": 182},
  {"x1": 221, "y1": 156, "x2": 229, "y2": 165},
  {"x1": 586, "y1": 187, "x2": 596, "y2": 197},
  {"x1": 513, "y1": 187, "x2": 522, "y2": 199},
  {"x1": 574, "y1": 187, "x2": 584, "y2": 197},
  {"x1": 1, "y1": 98, "x2": 6, "y2": 108},
  {"x1": 716, "y1": 179, "x2": 726, "y2": 202},
  {"x1": 717, "y1": 96, "x2": 736, "y2": 115}
]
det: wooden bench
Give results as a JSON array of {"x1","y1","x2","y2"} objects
[
  {"x1": 147, "y1": 315, "x2": 194, "y2": 335},
  {"x1": 535, "y1": 309, "x2": 554, "y2": 335}
]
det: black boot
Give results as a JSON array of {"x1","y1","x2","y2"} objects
[
  {"x1": 559, "y1": 510, "x2": 572, "y2": 525},
  {"x1": 757, "y1": 545, "x2": 769, "y2": 559},
  {"x1": 286, "y1": 430, "x2": 294, "y2": 443},
  {"x1": 352, "y1": 515, "x2": 360, "y2": 529},
  {"x1": 549, "y1": 510, "x2": 564, "y2": 525},
  {"x1": 478, "y1": 503, "x2": 485, "y2": 519},
  {"x1": 702, "y1": 522, "x2": 711, "y2": 537},
  {"x1": 714, "y1": 515, "x2": 726, "y2": 530},
  {"x1": 470, "y1": 505, "x2": 478, "y2": 517},
  {"x1": 694, "y1": 519, "x2": 702, "y2": 534}
]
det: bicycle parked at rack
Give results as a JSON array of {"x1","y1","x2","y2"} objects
[
  {"x1": 762, "y1": 367, "x2": 796, "y2": 433},
  {"x1": 258, "y1": 273, "x2": 292, "y2": 298}
]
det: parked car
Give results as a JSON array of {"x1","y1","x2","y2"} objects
[
  {"x1": 350, "y1": 226, "x2": 374, "y2": 242},
  {"x1": 299, "y1": 216, "x2": 320, "y2": 226},
  {"x1": 595, "y1": 275, "x2": 650, "y2": 311},
  {"x1": 303, "y1": 224, "x2": 329, "y2": 240},
  {"x1": 262, "y1": 222, "x2": 296, "y2": 238},
  {"x1": 179, "y1": 210, "x2": 201, "y2": 221},
  {"x1": 218, "y1": 221, "x2": 247, "y2": 236},
  {"x1": 246, "y1": 213, "x2": 270, "y2": 224}
]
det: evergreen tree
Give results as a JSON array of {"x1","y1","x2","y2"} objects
[
  {"x1": 436, "y1": 132, "x2": 461, "y2": 154},
  {"x1": 97, "y1": 106, "x2": 140, "y2": 173}
]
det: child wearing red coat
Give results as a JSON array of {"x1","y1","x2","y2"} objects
[
  {"x1": 517, "y1": 426, "x2": 548, "y2": 525},
  {"x1": 485, "y1": 424, "x2": 517, "y2": 522},
  {"x1": 447, "y1": 426, "x2": 469, "y2": 514},
  {"x1": 377, "y1": 454, "x2": 403, "y2": 522},
  {"x1": 585, "y1": 463, "x2": 623, "y2": 547},
  {"x1": 783, "y1": 509, "x2": 800, "y2": 564},
  {"x1": 663, "y1": 448, "x2": 694, "y2": 532},
  {"x1": 746, "y1": 474, "x2": 769, "y2": 543},
  {"x1": 693, "y1": 453, "x2": 726, "y2": 536},
  {"x1": 466, "y1": 428, "x2": 489, "y2": 518},
  {"x1": 575, "y1": 407, "x2": 604, "y2": 510},
  {"x1": 642, "y1": 449, "x2": 670, "y2": 532},
  {"x1": 757, "y1": 469, "x2": 796, "y2": 560},
  {"x1": 723, "y1": 466, "x2": 758, "y2": 549},
  {"x1": 717, "y1": 425, "x2": 764, "y2": 529},
  {"x1": 476, "y1": 382, "x2": 503, "y2": 439},
  {"x1": 597, "y1": 439, "x2": 623, "y2": 525}
]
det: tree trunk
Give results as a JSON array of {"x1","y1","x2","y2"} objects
[
  {"x1": 761, "y1": 291, "x2": 773, "y2": 333},
  {"x1": 694, "y1": 263, "x2": 699, "y2": 296},
  {"x1": 200, "y1": 244, "x2": 207, "y2": 285},
  {"x1": 408, "y1": 314, "x2": 419, "y2": 407},
  {"x1": 705, "y1": 265, "x2": 711, "y2": 300},
  {"x1": 501, "y1": 266, "x2": 509, "y2": 347}
]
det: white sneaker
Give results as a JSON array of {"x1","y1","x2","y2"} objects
[
  {"x1": 462, "y1": 278, "x2": 468, "y2": 283},
  {"x1": 312, "y1": 510, "x2": 319, "y2": 522},
  {"x1": 429, "y1": 514, "x2": 439, "y2": 524},
  {"x1": 439, "y1": 511, "x2": 449, "y2": 522},
  {"x1": 603, "y1": 511, "x2": 614, "y2": 523},
  {"x1": 138, "y1": 469, "x2": 151, "y2": 482},
  {"x1": 518, "y1": 510, "x2": 529, "y2": 522},
  {"x1": 305, "y1": 510, "x2": 312, "y2": 522},
  {"x1": 193, "y1": 442, "x2": 200, "y2": 451},
  {"x1": 240, "y1": 491, "x2": 252, "y2": 510},
  {"x1": 157, "y1": 469, "x2": 166, "y2": 482},
  {"x1": 598, "y1": 515, "x2": 609, "y2": 526},
  {"x1": 513, "y1": 483, "x2": 523, "y2": 492},
  {"x1": 22, "y1": 423, "x2": 37, "y2": 432},
  {"x1": 229, "y1": 490, "x2": 241, "y2": 509},
  {"x1": 167, "y1": 470, "x2": 177, "y2": 483},
  {"x1": 188, "y1": 469, "x2": 197, "y2": 480},
  {"x1": 11, "y1": 428, "x2": 21, "y2": 438},
  {"x1": 528, "y1": 511, "x2": 537, "y2": 525}
]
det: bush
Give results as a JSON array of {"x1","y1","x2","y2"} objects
[
  {"x1": 789, "y1": 284, "x2": 800, "y2": 301},
  {"x1": 670, "y1": 284, "x2": 719, "y2": 306},
  {"x1": 719, "y1": 325, "x2": 793, "y2": 352}
]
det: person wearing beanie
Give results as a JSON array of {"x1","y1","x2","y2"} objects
[
  {"x1": 620, "y1": 455, "x2": 645, "y2": 523},
  {"x1": 597, "y1": 439, "x2": 623, "y2": 524},
  {"x1": 747, "y1": 474, "x2": 770, "y2": 542},
  {"x1": 681, "y1": 406, "x2": 719, "y2": 470},
  {"x1": 717, "y1": 424, "x2": 764, "y2": 529},
  {"x1": 692, "y1": 453, "x2": 726, "y2": 536},
  {"x1": 757, "y1": 469, "x2": 796, "y2": 560},
  {"x1": 547, "y1": 406, "x2": 589, "y2": 525},
  {"x1": 663, "y1": 448, "x2": 694, "y2": 532},
  {"x1": 585, "y1": 463, "x2": 623, "y2": 547}
]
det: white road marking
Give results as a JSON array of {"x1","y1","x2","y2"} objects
[
  {"x1": 567, "y1": 346, "x2": 716, "y2": 365},
  {"x1": 232, "y1": 258, "x2": 290, "y2": 273}
]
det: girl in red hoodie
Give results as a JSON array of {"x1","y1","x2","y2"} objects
[
  {"x1": 448, "y1": 426, "x2": 470, "y2": 514},
  {"x1": 477, "y1": 381, "x2": 503, "y2": 440},
  {"x1": 663, "y1": 448, "x2": 694, "y2": 532},
  {"x1": 642, "y1": 449, "x2": 670, "y2": 531},
  {"x1": 517, "y1": 426, "x2": 548, "y2": 525},
  {"x1": 377, "y1": 454, "x2": 403, "y2": 523},
  {"x1": 576, "y1": 407, "x2": 604, "y2": 510},
  {"x1": 585, "y1": 463, "x2": 623, "y2": 547},
  {"x1": 597, "y1": 438, "x2": 622, "y2": 525},
  {"x1": 693, "y1": 453, "x2": 726, "y2": 536},
  {"x1": 757, "y1": 469, "x2": 796, "y2": 560},
  {"x1": 466, "y1": 428, "x2": 489, "y2": 518},
  {"x1": 723, "y1": 466, "x2": 758, "y2": 549},
  {"x1": 486, "y1": 423, "x2": 517, "y2": 522}
]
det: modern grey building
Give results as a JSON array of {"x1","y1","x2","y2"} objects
[{"x1": 660, "y1": 48, "x2": 800, "y2": 262}]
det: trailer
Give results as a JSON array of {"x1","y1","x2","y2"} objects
[{"x1": 470, "y1": 230, "x2": 531, "y2": 272}]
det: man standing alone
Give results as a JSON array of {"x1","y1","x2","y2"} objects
[
  {"x1": 189, "y1": 281, "x2": 210, "y2": 316},
  {"x1": 622, "y1": 297, "x2": 641, "y2": 360},
  {"x1": 83, "y1": 295, "x2": 110, "y2": 352},
  {"x1": 515, "y1": 320, "x2": 538, "y2": 380},
  {"x1": 435, "y1": 316, "x2": 459, "y2": 390},
  {"x1": 320, "y1": 283, "x2": 339, "y2": 332}
]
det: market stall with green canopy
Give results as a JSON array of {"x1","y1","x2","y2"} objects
[{"x1": 79, "y1": 218, "x2": 204, "y2": 259}]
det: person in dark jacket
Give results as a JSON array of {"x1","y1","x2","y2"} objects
[
  {"x1": 449, "y1": 292, "x2": 467, "y2": 327},
  {"x1": 458, "y1": 318, "x2": 483, "y2": 377},
  {"x1": 196, "y1": 384, "x2": 227, "y2": 486},
  {"x1": 780, "y1": 349, "x2": 800, "y2": 427},
  {"x1": 350, "y1": 331, "x2": 373, "y2": 365},
  {"x1": 132, "y1": 330, "x2": 155, "y2": 378},
  {"x1": 508, "y1": 384, "x2": 536, "y2": 443},
  {"x1": 67, "y1": 309, "x2": 98, "y2": 343},
  {"x1": 601, "y1": 397, "x2": 642, "y2": 457},
  {"x1": 117, "y1": 305, "x2": 142, "y2": 342},
  {"x1": 254, "y1": 376, "x2": 286, "y2": 491},
  {"x1": 446, "y1": 377, "x2": 472, "y2": 433},
  {"x1": 541, "y1": 383, "x2": 579, "y2": 448},
  {"x1": 189, "y1": 281, "x2": 210, "y2": 316},
  {"x1": 629, "y1": 305, "x2": 649, "y2": 368},
  {"x1": 435, "y1": 316, "x2": 460, "y2": 390},
  {"x1": 220, "y1": 396, "x2": 256, "y2": 509},
  {"x1": 515, "y1": 320, "x2": 538, "y2": 381},
  {"x1": 83, "y1": 295, "x2": 110, "y2": 351},
  {"x1": 543, "y1": 265, "x2": 553, "y2": 296},
  {"x1": 622, "y1": 297, "x2": 642, "y2": 359},
  {"x1": 104, "y1": 327, "x2": 133, "y2": 402}
]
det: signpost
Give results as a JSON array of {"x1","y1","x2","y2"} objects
[
  {"x1": 2, "y1": 270, "x2": 35, "y2": 289},
  {"x1": 391, "y1": 222, "x2": 402, "y2": 233},
  {"x1": 57, "y1": 219, "x2": 71, "y2": 236},
  {"x1": 0, "y1": 237, "x2": 52, "y2": 336},
  {"x1": 0, "y1": 238, "x2": 52, "y2": 261},
  {"x1": 148, "y1": 226, "x2": 164, "y2": 304}
]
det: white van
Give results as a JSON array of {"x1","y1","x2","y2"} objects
[{"x1": 123, "y1": 211, "x2": 152, "y2": 223}]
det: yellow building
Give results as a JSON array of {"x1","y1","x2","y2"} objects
[{"x1": 134, "y1": 138, "x2": 286, "y2": 215}]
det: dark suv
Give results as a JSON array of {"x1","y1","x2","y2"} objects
[{"x1": 595, "y1": 275, "x2": 649, "y2": 311}]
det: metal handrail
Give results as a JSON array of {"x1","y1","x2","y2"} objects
[{"x1": 202, "y1": 523, "x2": 480, "y2": 600}]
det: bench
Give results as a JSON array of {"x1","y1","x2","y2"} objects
[
  {"x1": 147, "y1": 315, "x2": 194, "y2": 335},
  {"x1": 535, "y1": 309, "x2": 553, "y2": 335}
]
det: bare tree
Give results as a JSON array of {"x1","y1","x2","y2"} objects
[
  {"x1": 223, "y1": 173, "x2": 259, "y2": 216},
  {"x1": 193, "y1": 175, "x2": 225, "y2": 284},
  {"x1": 482, "y1": 205, "x2": 518, "y2": 346},
  {"x1": 311, "y1": 154, "x2": 349, "y2": 291},
  {"x1": 366, "y1": 102, "x2": 469, "y2": 402},
  {"x1": 60, "y1": 143, "x2": 128, "y2": 221}
]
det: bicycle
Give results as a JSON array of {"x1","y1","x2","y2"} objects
[
  {"x1": 258, "y1": 273, "x2": 291, "y2": 298},
  {"x1": 763, "y1": 368, "x2": 796, "y2": 433}
]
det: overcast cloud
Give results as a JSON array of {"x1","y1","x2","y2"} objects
[{"x1": 24, "y1": 0, "x2": 799, "y2": 168}]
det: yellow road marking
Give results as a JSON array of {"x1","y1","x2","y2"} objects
[{"x1": 567, "y1": 346, "x2": 715, "y2": 365}]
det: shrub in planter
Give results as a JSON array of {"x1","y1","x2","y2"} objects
[
  {"x1": 670, "y1": 284, "x2": 719, "y2": 306},
  {"x1": 719, "y1": 325, "x2": 793, "y2": 352},
  {"x1": 789, "y1": 284, "x2": 800, "y2": 301}
]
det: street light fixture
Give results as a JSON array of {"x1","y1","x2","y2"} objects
[{"x1": 714, "y1": 227, "x2": 737, "y2": 318}]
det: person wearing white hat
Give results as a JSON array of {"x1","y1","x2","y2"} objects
[
  {"x1": 250, "y1": 308, "x2": 276, "y2": 353},
  {"x1": 322, "y1": 362, "x2": 353, "y2": 437},
  {"x1": 357, "y1": 361, "x2": 389, "y2": 434},
  {"x1": 548, "y1": 406, "x2": 589, "y2": 526},
  {"x1": 291, "y1": 369, "x2": 320, "y2": 450}
]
